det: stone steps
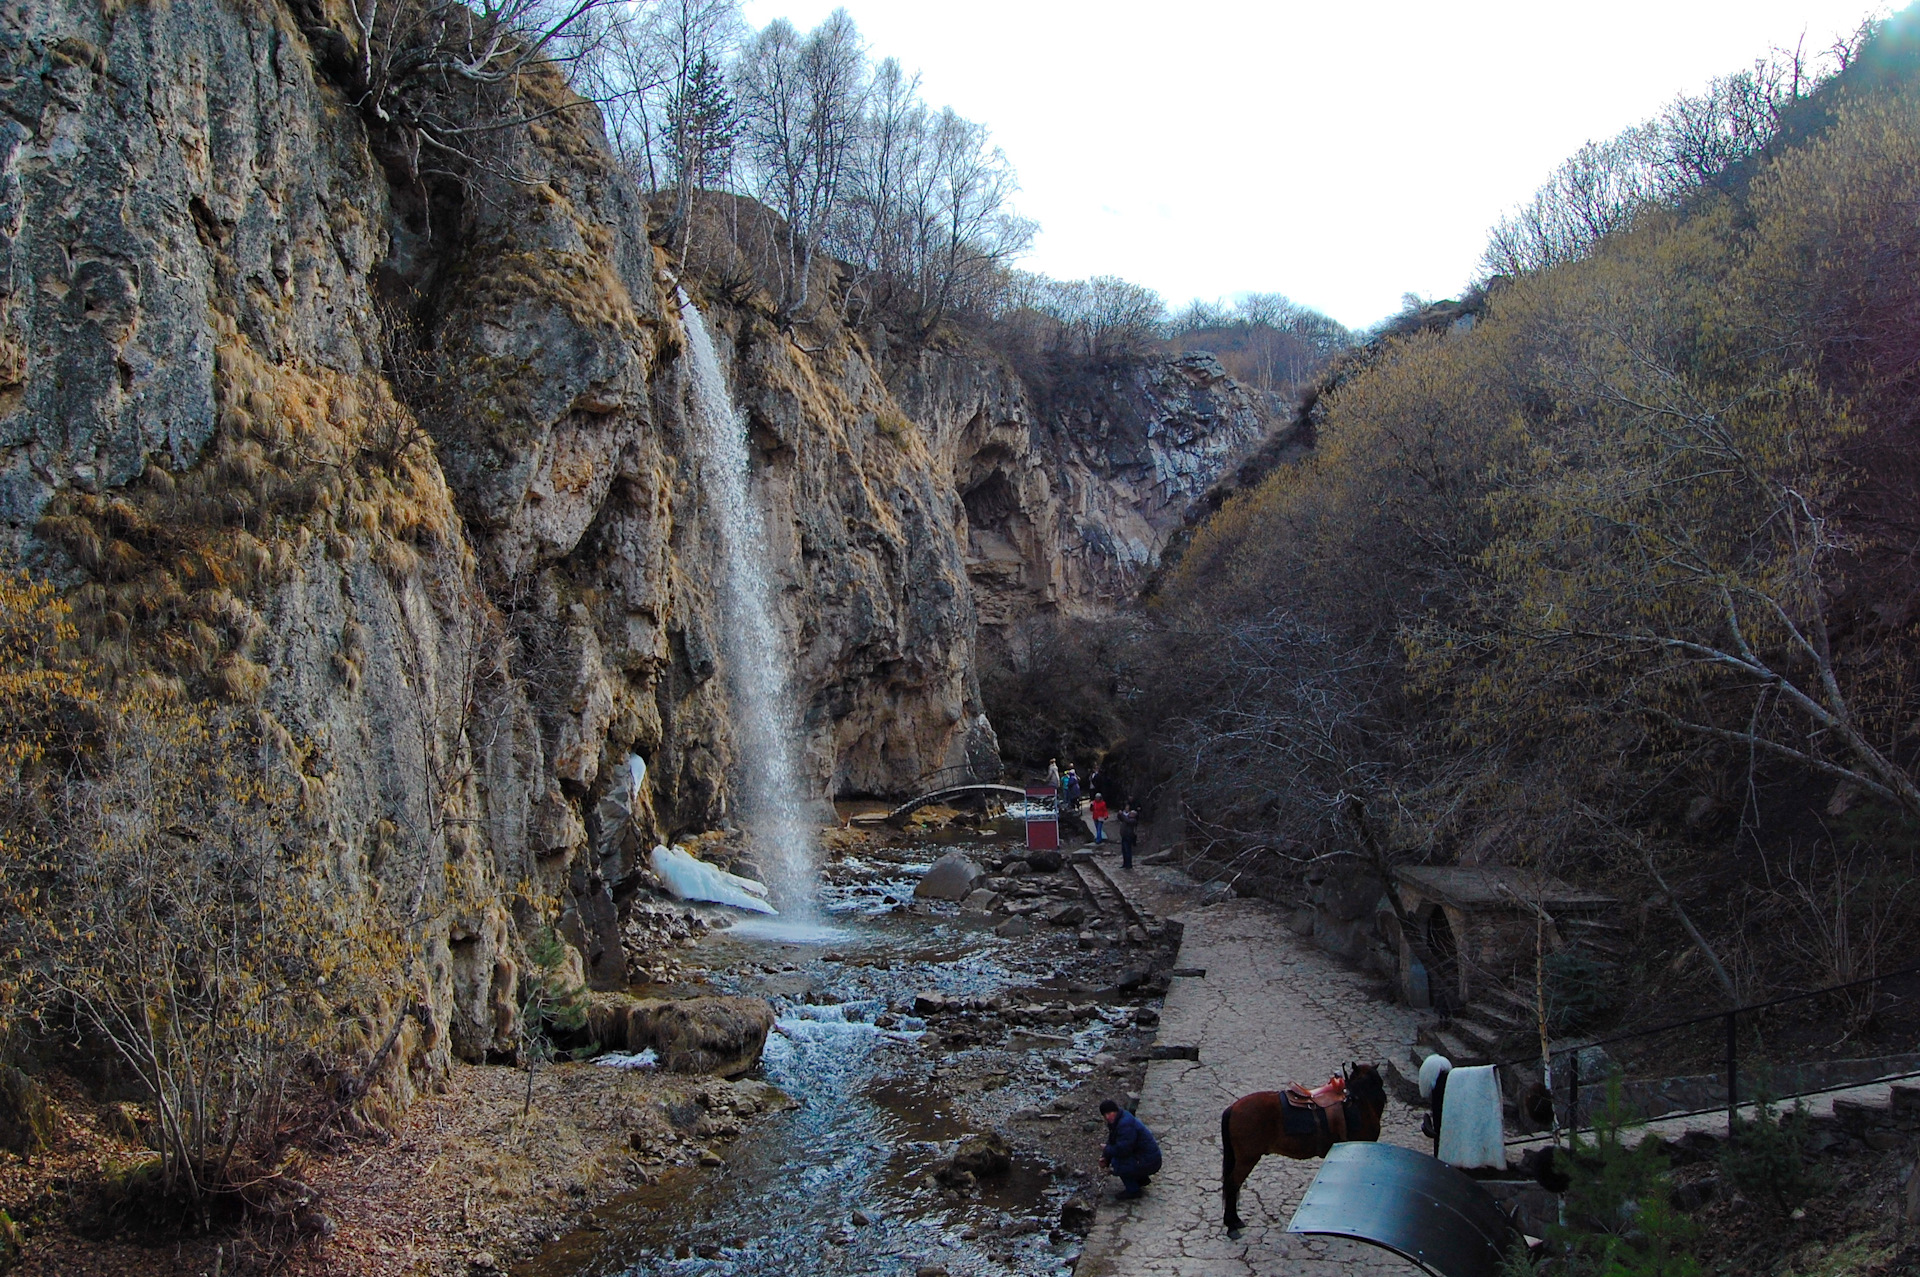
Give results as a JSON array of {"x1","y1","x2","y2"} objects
[{"x1": 1415, "y1": 1025, "x2": 1487, "y2": 1068}]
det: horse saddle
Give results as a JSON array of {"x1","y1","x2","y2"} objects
[{"x1": 1281, "y1": 1078, "x2": 1348, "y2": 1142}]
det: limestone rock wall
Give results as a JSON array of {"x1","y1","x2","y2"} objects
[
  {"x1": 891, "y1": 346, "x2": 1272, "y2": 635},
  {"x1": 0, "y1": 0, "x2": 988, "y2": 1086},
  {"x1": 0, "y1": 0, "x2": 1264, "y2": 1100}
]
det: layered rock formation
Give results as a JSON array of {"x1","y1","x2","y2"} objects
[
  {"x1": 0, "y1": 0, "x2": 989, "y2": 1081},
  {"x1": 892, "y1": 346, "x2": 1271, "y2": 635},
  {"x1": 0, "y1": 0, "x2": 1269, "y2": 1097}
]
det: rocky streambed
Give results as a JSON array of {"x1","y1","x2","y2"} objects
[{"x1": 518, "y1": 823, "x2": 1178, "y2": 1277}]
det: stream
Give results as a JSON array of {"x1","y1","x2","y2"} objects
[{"x1": 519, "y1": 835, "x2": 1164, "y2": 1277}]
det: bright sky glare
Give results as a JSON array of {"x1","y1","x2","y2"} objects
[{"x1": 739, "y1": 0, "x2": 1887, "y2": 329}]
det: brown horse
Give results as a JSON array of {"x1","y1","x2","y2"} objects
[{"x1": 1220, "y1": 1062, "x2": 1388, "y2": 1236}]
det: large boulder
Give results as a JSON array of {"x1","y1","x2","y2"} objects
[
  {"x1": 1024, "y1": 849, "x2": 1065, "y2": 873},
  {"x1": 588, "y1": 993, "x2": 775, "y2": 1077},
  {"x1": 915, "y1": 853, "x2": 985, "y2": 901},
  {"x1": 949, "y1": 1131, "x2": 1012, "y2": 1177}
]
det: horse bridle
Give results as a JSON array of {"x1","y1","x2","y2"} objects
[{"x1": 1341, "y1": 1062, "x2": 1386, "y2": 1117}]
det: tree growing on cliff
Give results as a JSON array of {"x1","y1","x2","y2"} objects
[
  {"x1": 298, "y1": 0, "x2": 615, "y2": 189},
  {"x1": 575, "y1": 0, "x2": 745, "y2": 241},
  {"x1": 665, "y1": 51, "x2": 740, "y2": 228},
  {"x1": 1166, "y1": 293, "x2": 1352, "y2": 393},
  {"x1": 732, "y1": 9, "x2": 866, "y2": 319},
  {"x1": 833, "y1": 68, "x2": 1033, "y2": 333},
  {"x1": 1004, "y1": 274, "x2": 1167, "y2": 360}
]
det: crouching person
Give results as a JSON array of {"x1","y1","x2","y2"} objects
[{"x1": 1099, "y1": 1099, "x2": 1162, "y2": 1199}]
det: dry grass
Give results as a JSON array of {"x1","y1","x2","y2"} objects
[
  {"x1": 37, "y1": 325, "x2": 468, "y2": 703},
  {"x1": 2, "y1": 1061, "x2": 759, "y2": 1276}
]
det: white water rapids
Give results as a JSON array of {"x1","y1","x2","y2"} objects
[{"x1": 676, "y1": 290, "x2": 819, "y2": 915}]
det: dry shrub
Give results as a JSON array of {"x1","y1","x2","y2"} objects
[{"x1": 0, "y1": 574, "x2": 410, "y2": 1234}]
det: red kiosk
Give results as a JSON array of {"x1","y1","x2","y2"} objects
[{"x1": 1024, "y1": 785, "x2": 1060, "y2": 851}]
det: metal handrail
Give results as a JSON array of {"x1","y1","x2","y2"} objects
[
  {"x1": 1505, "y1": 1065, "x2": 1920, "y2": 1146},
  {"x1": 1494, "y1": 962, "x2": 1920, "y2": 1068},
  {"x1": 1485, "y1": 962, "x2": 1920, "y2": 1131}
]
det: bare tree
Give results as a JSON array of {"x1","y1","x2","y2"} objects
[
  {"x1": 1482, "y1": 45, "x2": 1833, "y2": 277},
  {"x1": 733, "y1": 9, "x2": 866, "y2": 319},
  {"x1": 299, "y1": 0, "x2": 613, "y2": 188}
]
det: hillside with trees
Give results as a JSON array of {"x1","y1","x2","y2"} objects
[
  {"x1": 1130, "y1": 10, "x2": 1920, "y2": 1016},
  {"x1": 6, "y1": 0, "x2": 1917, "y2": 1270}
]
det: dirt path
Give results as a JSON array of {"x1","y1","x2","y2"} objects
[{"x1": 1076, "y1": 862, "x2": 1430, "y2": 1277}]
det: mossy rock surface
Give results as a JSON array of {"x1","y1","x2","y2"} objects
[
  {"x1": 0, "y1": 1067, "x2": 54, "y2": 1154},
  {"x1": 587, "y1": 992, "x2": 775, "y2": 1077}
]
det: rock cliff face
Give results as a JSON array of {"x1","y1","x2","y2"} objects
[
  {"x1": 0, "y1": 0, "x2": 1265, "y2": 1095},
  {"x1": 891, "y1": 346, "x2": 1271, "y2": 635}
]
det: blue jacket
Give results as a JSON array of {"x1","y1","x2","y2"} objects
[{"x1": 1102, "y1": 1110, "x2": 1163, "y2": 1177}]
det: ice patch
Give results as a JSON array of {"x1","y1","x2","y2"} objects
[
  {"x1": 594, "y1": 1047, "x2": 659, "y2": 1070},
  {"x1": 651, "y1": 843, "x2": 777, "y2": 915}
]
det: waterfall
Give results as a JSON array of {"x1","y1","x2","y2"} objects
[{"x1": 676, "y1": 289, "x2": 817, "y2": 911}]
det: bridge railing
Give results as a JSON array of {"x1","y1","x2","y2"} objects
[
  {"x1": 1487, "y1": 961, "x2": 1920, "y2": 1137},
  {"x1": 907, "y1": 762, "x2": 1003, "y2": 793}
]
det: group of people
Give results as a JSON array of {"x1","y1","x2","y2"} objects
[
  {"x1": 1037, "y1": 757, "x2": 1161, "y2": 1199},
  {"x1": 1044, "y1": 758, "x2": 1142, "y2": 867}
]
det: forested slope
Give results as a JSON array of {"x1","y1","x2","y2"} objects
[{"x1": 1139, "y1": 9, "x2": 1920, "y2": 1004}]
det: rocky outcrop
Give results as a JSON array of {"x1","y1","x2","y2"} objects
[
  {"x1": 892, "y1": 346, "x2": 1273, "y2": 634},
  {"x1": 587, "y1": 992, "x2": 776, "y2": 1077},
  {"x1": 0, "y1": 0, "x2": 988, "y2": 1092},
  {"x1": 0, "y1": 0, "x2": 1268, "y2": 1110}
]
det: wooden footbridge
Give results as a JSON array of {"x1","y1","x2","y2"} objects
[{"x1": 882, "y1": 783, "x2": 1029, "y2": 826}]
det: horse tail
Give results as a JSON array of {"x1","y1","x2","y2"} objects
[{"x1": 1220, "y1": 1103, "x2": 1234, "y2": 1181}]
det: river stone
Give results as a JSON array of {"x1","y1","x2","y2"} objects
[
  {"x1": 588, "y1": 993, "x2": 775, "y2": 1077},
  {"x1": 915, "y1": 853, "x2": 985, "y2": 900},
  {"x1": 1043, "y1": 902, "x2": 1087, "y2": 927},
  {"x1": 1002, "y1": 859, "x2": 1030, "y2": 876},
  {"x1": 1060, "y1": 1196, "x2": 1097, "y2": 1234},
  {"x1": 960, "y1": 888, "x2": 1002, "y2": 913},
  {"x1": 726, "y1": 1079, "x2": 795, "y2": 1113},
  {"x1": 949, "y1": 1131, "x2": 1012, "y2": 1177},
  {"x1": 995, "y1": 915, "x2": 1031, "y2": 939},
  {"x1": 1025, "y1": 849, "x2": 1065, "y2": 872}
]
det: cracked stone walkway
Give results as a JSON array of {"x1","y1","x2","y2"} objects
[{"x1": 1077, "y1": 860, "x2": 1429, "y2": 1276}]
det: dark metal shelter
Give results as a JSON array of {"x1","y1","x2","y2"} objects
[{"x1": 1286, "y1": 1142, "x2": 1521, "y2": 1277}]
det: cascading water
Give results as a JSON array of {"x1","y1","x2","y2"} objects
[{"x1": 677, "y1": 290, "x2": 817, "y2": 914}]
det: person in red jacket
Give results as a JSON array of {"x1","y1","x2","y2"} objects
[{"x1": 1090, "y1": 793, "x2": 1109, "y2": 843}]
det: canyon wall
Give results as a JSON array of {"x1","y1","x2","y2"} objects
[
  {"x1": 0, "y1": 0, "x2": 1270, "y2": 1088},
  {"x1": 891, "y1": 346, "x2": 1272, "y2": 637}
]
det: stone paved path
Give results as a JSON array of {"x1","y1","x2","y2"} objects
[{"x1": 1077, "y1": 862, "x2": 1430, "y2": 1276}]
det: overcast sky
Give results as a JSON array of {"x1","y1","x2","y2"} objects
[{"x1": 738, "y1": 0, "x2": 1887, "y2": 329}]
